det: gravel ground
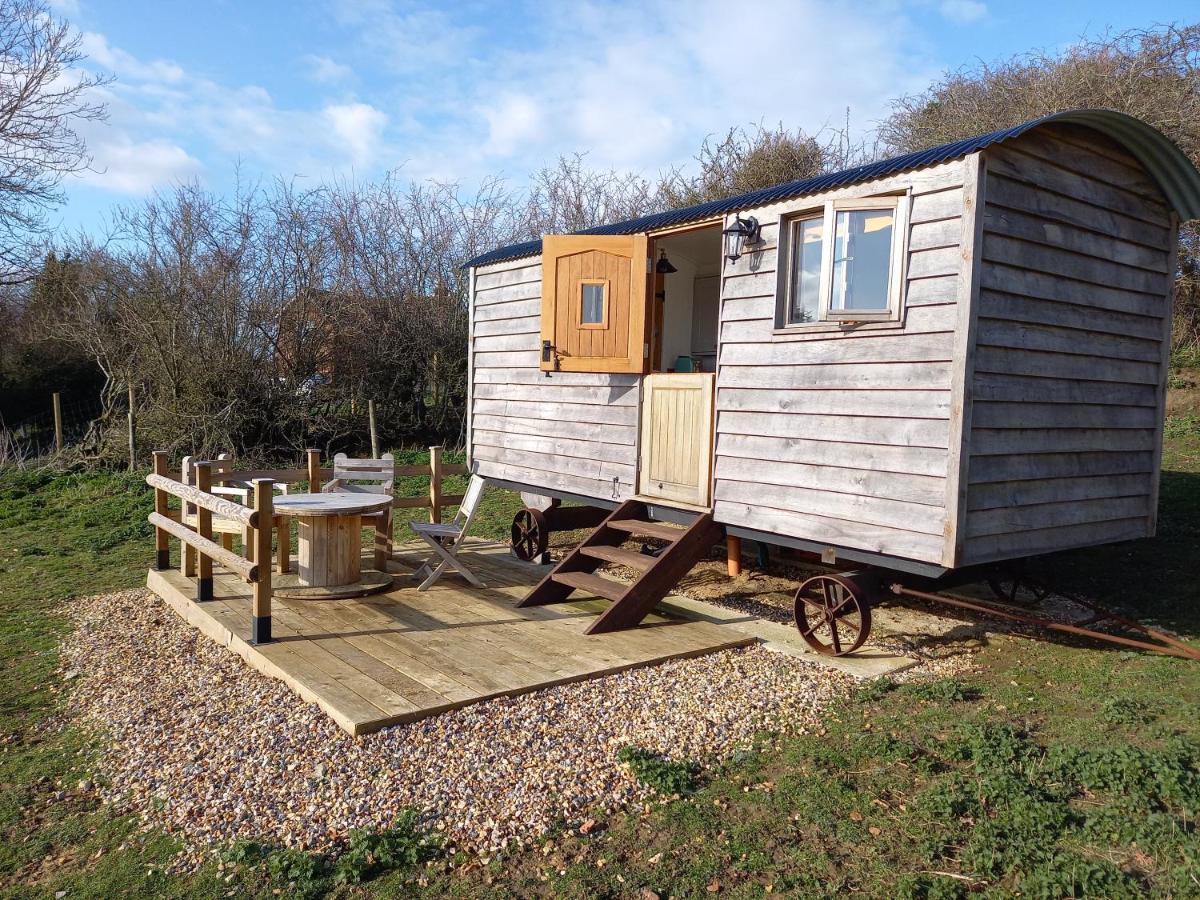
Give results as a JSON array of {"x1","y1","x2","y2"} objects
[{"x1": 59, "y1": 589, "x2": 857, "y2": 869}]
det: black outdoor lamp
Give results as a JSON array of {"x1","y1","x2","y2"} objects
[
  {"x1": 655, "y1": 248, "x2": 678, "y2": 274},
  {"x1": 722, "y1": 215, "x2": 762, "y2": 263}
]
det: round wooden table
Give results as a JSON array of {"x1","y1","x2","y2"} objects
[{"x1": 272, "y1": 492, "x2": 394, "y2": 600}]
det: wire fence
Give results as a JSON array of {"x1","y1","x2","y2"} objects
[
  {"x1": 0, "y1": 392, "x2": 104, "y2": 463},
  {"x1": 0, "y1": 390, "x2": 464, "y2": 470}
]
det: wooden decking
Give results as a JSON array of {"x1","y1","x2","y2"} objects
[{"x1": 147, "y1": 541, "x2": 756, "y2": 735}]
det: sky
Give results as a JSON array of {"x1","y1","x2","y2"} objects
[{"x1": 50, "y1": 0, "x2": 1199, "y2": 235}]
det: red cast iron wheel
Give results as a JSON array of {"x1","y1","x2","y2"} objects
[
  {"x1": 794, "y1": 573, "x2": 873, "y2": 656},
  {"x1": 510, "y1": 508, "x2": 549, "y2": 561}
]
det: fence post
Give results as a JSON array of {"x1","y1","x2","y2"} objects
[
  {"x1": 251, "y1": 479, "x2": 274, "y2": 644},
  {"x1": 194, "y1": 461, "x2": 214, "y2": 601},
  {"x1": 152, "y1": 451, "x2": 170, "y2": 570},
  {"x1": 368, "y1": 399, "x2": 379, "y2": 459},
  {"x1": 429, "y1": 445, "x2": 443, "y2": 524},
  {"x1": 52, "y1": 392, "x2": 63, "y2": 453},
  {"x1": 307, "y1": 448, "x2": 322, "y2": 493},
  {"x1": 127, "y1": 383, "x2": 137, "y2": 472},
  {"x1": 180, "y1": 456, "x2": 197, "y2": 577}
]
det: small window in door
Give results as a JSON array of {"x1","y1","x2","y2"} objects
[{"x1": 580, "y1": 280, "x2": 608, "y2": 329}]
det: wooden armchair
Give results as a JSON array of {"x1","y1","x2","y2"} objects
[{"x1": 323, "y1": 452, "x2": 395, "y2": 569}]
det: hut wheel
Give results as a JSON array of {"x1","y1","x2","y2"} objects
[
  {"x1": 510, "y1": 508, "x2": 549, "y2": 562},
  {"x1": 985, "y1": 571, "x2": 1051, "y2": 607},
  {"x1": 793, "y1": 573, "x2": 874, "y2": 656}
]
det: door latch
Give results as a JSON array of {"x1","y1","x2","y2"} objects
[{"x1": 542, "y1": 340, "x2": 560, "y2": 374}]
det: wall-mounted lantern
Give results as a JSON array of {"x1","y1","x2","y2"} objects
[{"x1": 722, "y1": 215, "x2": 762, "y2": 263}]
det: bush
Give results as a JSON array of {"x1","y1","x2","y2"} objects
[
  {"x1": 332, "y1": 811, "x2": 441, "y2": 885},
  {"x1": 855, "y1": 677, "x2": 896, "y2": 703},
  {"x1": 617, "y1": 747, "x2": 702, "y2": 796}
]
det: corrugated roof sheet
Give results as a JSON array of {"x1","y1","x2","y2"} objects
[{"x1": 464, "y1": 109, "x2": 1200, "y2": 269}]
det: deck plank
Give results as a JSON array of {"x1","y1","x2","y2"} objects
[{"x1": 147, "y1": 542, "x2": 757, "y2": 735}]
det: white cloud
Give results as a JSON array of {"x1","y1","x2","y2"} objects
[
  {"x1": 302, "y1": 54, "x2": 353, "y2": 84},
  {"x1": 60, "y1": 1, "x2": 956, "y2": 209},
  {"x1": 324, "y1": 102, "x2": 388, "y2": 167},
  {"x1": 372, "y1": 0, "x2": 940, "y2": 181},
  {"x1": 78, "y1": 135, "x2": 202, "y2": 193},
  {"x1": 939, "y1": 0, "x2": 988, "y2": 23},
  {"x1": 482, "y1": 93, "x2": 544, "y2": 156},
  {"x1": 80, "y1": 31, "x2": 184, "y2": 83}
]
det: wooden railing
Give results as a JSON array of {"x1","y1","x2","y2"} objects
[
  {"x1": 148, "y1": 450, "x2": 275, "y2": 643},
  {"x1": 390, "y1": 446, "x2": 469, "y2": 524},
  {"x1": 147, "y1": 445, "x2": 468, "y2": 645},
  {"x1": 207, "y1": 445, "x2": 467, "y2": 523}
]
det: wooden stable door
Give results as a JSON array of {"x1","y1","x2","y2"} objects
[
  {"x1": 540, "y1": 234, "x2": 649, "y2": 373},
  {"x1": 637, "y1": 373, "x2": 715, "y2": 507}
]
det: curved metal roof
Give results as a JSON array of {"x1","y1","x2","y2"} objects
[{"x1": 465, "y1": 109, "x2": 1200, "y2": 269}]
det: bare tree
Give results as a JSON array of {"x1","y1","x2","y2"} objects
[
  {"x1": 517, "y1": 154, "x2": 659, "y2": 238},
  {"x1": 0, "y1": 0, "x2": 107, "y2": 281}
]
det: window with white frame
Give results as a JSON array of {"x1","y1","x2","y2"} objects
[{"x1": 781, "y1": 194, "x2": 909, "y2": 327}]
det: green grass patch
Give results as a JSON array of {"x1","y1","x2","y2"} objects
[{"x1": 618, "y1": 747, "x2": 703, "y2": 796}]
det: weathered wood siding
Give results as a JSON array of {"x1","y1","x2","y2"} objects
[
  {"x1": 960, "y1": 124, "x2": 1175, "y2": 565},
  {"x1": 469, "y1": 257, "x2": 639, "y2": 501},
  {"x1": 713, "y1": 159, "x2": 970, "y2": 564}
]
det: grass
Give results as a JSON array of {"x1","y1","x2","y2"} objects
[{"x1": 1, "y1": 431, "x2": 1199, "y2": 896}]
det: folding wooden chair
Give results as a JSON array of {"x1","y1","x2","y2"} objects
[
  {"x1": 323, "y1": 452, "x2": 395, "y2": 569},
  {"x1": 410, "y1": 474, "x2": 488, "y2": 591}
]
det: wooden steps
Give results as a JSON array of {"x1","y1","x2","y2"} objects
[
  {"x1": 517, "y1": 500, "x2": 724, "y2": 635},
  {"x1": 606, "y1": 519, "x2": 686, "y2": 541},
  {"x1": 578, "y1": 545, "x2": 656, "y2": 572},
  {"x1": 551, "y1": 570, "x2": 627, "y2": 602}
]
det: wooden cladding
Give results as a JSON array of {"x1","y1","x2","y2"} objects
[{"x1": 540, "y1": 234, "x2": 649, "y2": 373}]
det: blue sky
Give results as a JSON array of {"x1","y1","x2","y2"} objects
[{"x1": 52, "y1": 0, "x2": 1197, "y2": 235}]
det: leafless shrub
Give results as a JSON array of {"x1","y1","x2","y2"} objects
[{"x1": 657, "y1": 119, "x2": 873, "y2": 209}]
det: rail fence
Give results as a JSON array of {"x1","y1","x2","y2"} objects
[{"x1": 146, "y1": 446, "x2": 467, "y2": 644}]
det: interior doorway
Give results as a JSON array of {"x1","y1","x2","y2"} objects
[
  {"x1": 649, "y1": 225, "x2": 723, "y2": 373},
  {"x1": 638, "y1": 223, "x2": 722, "y2": 508}
]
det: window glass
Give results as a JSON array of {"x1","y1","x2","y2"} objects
[
  {"x1": 830, "y1": 209, "x2": 894, "y2": 312},
  {"x1": 787, "y1": 216, "x2": 824, "y2": 324},
  {"x1": 580, "y1": 282, "x2": 605, "y2": 324}
]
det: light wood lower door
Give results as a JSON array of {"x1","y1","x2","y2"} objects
[{"x1": 637, "y1": 373, "x2": 715, "y2": 507}]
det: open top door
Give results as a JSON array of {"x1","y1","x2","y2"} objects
[{"x1": 540, "y1": 234, "x2": 649, "y2": 373}]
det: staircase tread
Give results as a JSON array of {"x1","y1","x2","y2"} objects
[
  {"x1": 606, "y1": 518, "x2": 687, "y2": 542},
  {"x1": 579, "y1": 545, "x2": 656, "y2": 572},
  {"x1": 551, "y1": 570, "x2": 627, "y2": 602}
]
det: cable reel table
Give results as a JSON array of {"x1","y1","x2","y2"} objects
[{"x1": 272, "y1": 492, "x2": 394, "y2": 600}]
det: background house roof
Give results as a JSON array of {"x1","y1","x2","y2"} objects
[{"x1": 464, "y1": 109, "x2": 1200, "y2": 270}]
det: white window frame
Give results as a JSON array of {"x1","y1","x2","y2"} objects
[{"x1": 779, "y1": 191, "x2": 911, "y2": 329}]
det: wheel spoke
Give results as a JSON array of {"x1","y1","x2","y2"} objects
[
  {"x1": 826, "y1": 594, "x2": 856, "y2": 619},
  {"x1": 798, "y1": 593, "x2": 830, "y2": 614}
]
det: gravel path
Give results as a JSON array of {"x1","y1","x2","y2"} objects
[{"x1": 59, "y1": 589, "x2": 855, "y2": 869}]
